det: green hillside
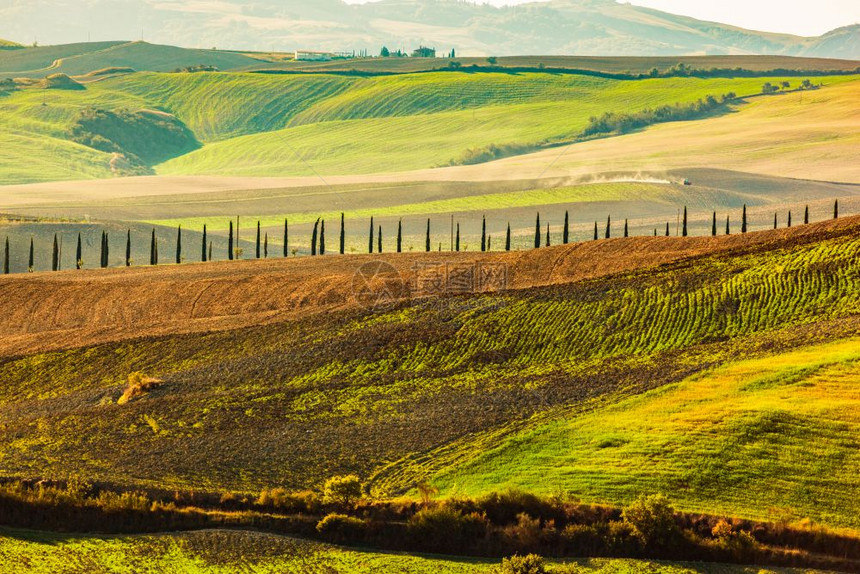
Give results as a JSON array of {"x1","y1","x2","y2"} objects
[
  {"x1": 0, "y1": 38, "x2": 23, "y2": 50},
  {"x1": 1, "y1": 219, "x2": 858, "y2": 531},
  {"x1": 0, "y1": 41, "x2": 127, "y2": 74},
  {"x1": 0, "y1": 528, "x2": 823, "y2": 574}
]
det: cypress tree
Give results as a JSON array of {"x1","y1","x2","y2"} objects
[
  {"x1": 725, "y1": 215, "x2": 730, "y2": 235},
  {"x1": 788, "y1": 211, "x2": 792, "y2": 228},
  {"x1": 594, "y1": 222, "x2": 598, "y2": 241},
  {"x1": 563, "y1": 211, "x2": 569, "y2": 244},
  {"x1": 320, "y1": 220, "x2": 326, "y2": 255},
  {"x1": 834, "y1": 199, "x2": 839, "y2": 219},
  {"x1": 624, "y1": 219, "x2": 629, "y2": 238},
  {"x1": 77, "y1": 233, "x2": 83, "y2": 269},
  {"x1": 605, "y1": 215, "x2": 611, "y2": 239},
  {"x1": 28, "y1": 238, "x2": 34, "y2": 272},
  {"x1": 534, "y1": 213, "x2": 541, "y2": 248},
  {"x1": 264, "y1": 233, "x2": 268, "y2": 258},
  {"x1": 368, "y1": 217, "x2": 374, "y2": 254},
  {"x1": 98, "y1": 232, "x2": 105, "y2": 269},
  {"x1": 284, "y1": 219, "x2": 289, "y2": 257},
  {"x1": 455, "y1": 223, "x2": 460, "y2": 252},
  {"x1": 711, "y1": 212, "x2": 717, "y2": 236},
  {"x1": 208, "y1": 242, "x2": 213, "y2": 262},
  {"x1": 488, "y1": 235, "x2": 492, "y2": 251},
  {"x1": 151, "y1": 229, "x2": 158, "y2": 265},
  {"x1": 682, "y1": 207, "x2": 688, "y2": 237},
  {"x1": 741, "y1": 204, "x2": 748, "y2": 233},
  {"x1": 653, "y1": 228, "x2": 657, "y2": 237},
  {"x1": 425, "y1": 219, "x2": 431, "y2": 252},
  {"x1": 665, "y1": 222, "x2": 670, "y2": 237},
  {"x1": 176, "y1": 225, "x2": 182, "y2": 264},
  {"x1": 126, "y1": 230, "x2": 131, "y2": 267},
  {"x1": 3, "y1": 237, "x2": 8, "y2": 275},
  {"x1": 505, "y1": 223, "x2": 511, "y2": 251},
  {"x1": 804, "y1": 205, "x2": 809, "y2": 225},
  {"x1": 255, "y1": 221, "x2": 261, "y2": 259},
  {"x1": 103, "y1": 233, "x2": 109, "y2": 268},
  {"x1": 228, "y1": 221, "x2": 234, "y2": 261},
  {"x1": 339, "y1": 213, "x2": 345, "y2": 255},
  {"x1": 773, "y1": 213, "x2": 778, "y2": 229},
  {"x1": 378, "y1": 225, "x2": 383, "y2": 253},
  {"x1": 311, "y1": 218, "x2": 320, "y2": 256},
  {"x1": 201, "y1": 224, "x2": 207, "y2": 262},
  {"x1": 396, "y1": 220, "x2": 402, "y2": 253},
  {"x1": 481, "y1": 215, "x2": 486, "y2": 252},
  {"x1": 545, "y1": 223, "x2": 550, "y2": 247}
]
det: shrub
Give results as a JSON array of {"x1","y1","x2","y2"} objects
[
  {"x1": 117, "y1": 372, "x2": 162, "y2": 405},
  {"x1": 561, "y1": 523, "x2": 603, "y2": 554},
  {"x1": 622, "y1": 494, "x2": 678, "y2": 548},
  {"x1": 499, "y1": 553, "x2": 546, "y2": 574},
  {"x1": 407, "y1": 506, "x2": 488, "y2": 552},
  {"x1": 322, "y1": 475, "x2": 362, "y2": 509},
  {"x1": 604, "y1": 520, "x2": 641, "y2": 554},
  {"x1": 256, "y1": 488, "x2": 321, "y2": 514},
  {"x1": 315, "y1": 512, "x2": 366, "y2": 542}
]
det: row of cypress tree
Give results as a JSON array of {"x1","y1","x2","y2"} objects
[{"x1": 0, "y1": 200, "x2": 844, "y2": 274}]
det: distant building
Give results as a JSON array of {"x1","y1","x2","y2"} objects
[
  {"x1": 412, "y1": 46, "x2": 436, "y2": 58},
  {"x1": 294, "y1": 50, "x2": 334, "y2": 62}
]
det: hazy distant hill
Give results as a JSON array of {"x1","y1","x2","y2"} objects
[{"x1": 0, "y1": 0, "x2": 857, "y2": 59}]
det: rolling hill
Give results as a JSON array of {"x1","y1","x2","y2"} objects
[
  {"x1": 0, "y1": 215, "x2": 858, "y2": 534},
  {"x1": 1, "y1": 0, "x2": 858, "y2": 58}
]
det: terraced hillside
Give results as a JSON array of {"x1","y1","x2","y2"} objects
[{"x1": 0, "y1": 216, "x2": 858, "y2": 533}]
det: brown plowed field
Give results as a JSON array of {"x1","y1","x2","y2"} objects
[{"x1": 1, "y1": 216, "x2": 857, "y2": 357}]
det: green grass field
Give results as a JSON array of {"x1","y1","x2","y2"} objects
[{"x1": 0, "y1": 528, "x2": 838, "y2": 574}]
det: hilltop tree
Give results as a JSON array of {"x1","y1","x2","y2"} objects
[
  {"x1": 320, "y1": 220, "x2": 326, "y2": 255},
  {"x1": 834, "y1": 200, "x2": 839, "y2": 219},
  {"x1": 378, "y1": 225, "x2": 383, "y2": 253},
  {"x1": 665, "y1": 222, "x2": 670, "y2": 237},
  {"x1": 151, "y1": 229, "x2": 158, "y2": 265},
  {"x1": 201, "y1": 224, "x2": 207, "y2": 262},
  {"x1": 456, "y1": 223, "x2": 460, "y2": 252},
  {"x1": 77, "y1": 232, "x2": 83, "y2": 269},
  {"x1": 534, "y1": 213, "x2": 541, "y2": 248},
  {"x1": 804, "y1": 205, "x2": 809, "y2": 225},
  {"x1": 741, "y1": 205, "x2": 748, "y2": 234},
  {"x1": 774, "y1": 213, "x2": 778, "y2": 229},
  {"x1": 256, "y1": 221, "x2": 261, "y2": 259},
  {"x1": 563, "y1": 211, "x2": 569, "y2": 244},
  {"x1": 396, "y1": 220, "x2": 402, "y2": 253},
  {"x1": 624, "y1": 218, "x2": 629, "y2": 238},
  {"x1": 340, "y1": 213, "x2": 345, "y2": 255},
  {"x1": 505, "y1": 223, "x2": 511, "y2": 251},
  {"x1": 605, "y1": 215, "x2": 611, "y2": 239},
  {"x1": 228, "y1": 221, "x2": 234, "y2": 261},
  {"x1": 594, "y1": 221, "x2": 598, "y2": 241},
  {"x1": 98, "y1": 232, "x2": 106, "y2": 269},
  {"x1": 788, "y1": 211, "x2": 792, "y2": 228},
  {"x1": 3, "y1": 237, "x2": 8, "y2": 275},
  {"x1": 711, "y1": 212, "x2": 717, "y2": 236},
  {"x1": 311, "y1": 218, "x2": 320, "y2": 256},
  {"x1": 481, "y1": 215, "x2": 487, "y2": 252},
  {"x1": 682, "y1": 207, "x2": 688, "y2": 237},
  {"x1": 176, "y1": 225, "x2": 182, "y2": 264},
  {"x1": 725, "y1": 215, "x2": 730, "y2": 235},
  {"x1": 368, "y1": 217, "x2": 374, "y2": 254},
  {"x1": 28, "y1": 238, "x2": 34, "y2": 272},
  {"x1": 425, "y1": 219, "x2": 431, "y2": 252},
  {"x1": 284, "y1": 219, "x2": 289, "y2": 257},
  {"x1": 545, "y1": 223, "x2": 550, "y2": 247}
]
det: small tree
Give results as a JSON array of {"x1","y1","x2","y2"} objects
[
  {"x1": 481, "y1": 215, "x2": 487, "y2": 252},
  {"x1": 340, "y1": 213, "x2": 345, "y2": 255},
  {"x1": 176, "y1": 225, "x2": 182, "y2": 264},
  {"x1": 396, "y1": 220, "x2": 402, "y2": 253},
  {"x1": 28, "y1": 237, "x2": 34, "y2": 272},
  {"x1": 665, "y1": 222, "x2": 670, "y2": 237},
  {"x1": 456, "y1": 223, "x2": 460, "y2": 252},
  {"x1": 255, "y1": 221, "x2": 261, "y2": 259},
  {"x1": 2, "y1": 237, "x2": 8, "y2": 275},
  {"x1": 499, "y1": 554, "x2": 546, "y2": 574},
  {"x1": 711, "y1": 212, "x2": 717, "y2": 236},
  {"x1": 77, "y1": 233, "x2": 84, "y2": 269},
  {"x1": 725, "y1": 215, "x2": 730, "y2": 235},
  {"x1": 311, "y1": 218, "x2": 320, "y2": 256},
  {"x1": 380, "y1": 46, "x2": 390, "y2": 57},
  {"x1": 368, "y1": 217, "x2": 374, "y2": 254},
  {"x1": 487, "y1": 56, "x2": 498, "y2": 65},
  {"x1": 264, "y1": 232, "x2": 268, "y2": 258},
  {"x1": 773, "y1": 213, "x2": 778, "y2": 229},
  {"x1": 624, "y1": 218, "x2": 629, "y2": 238},
  {"x1": 284, "y1": 219, "x2": 289, "y2": 257},
  {"x1": 378, "y1": 225, "x2": 382, "y2": 253},
  {"x1": 323, "y1": 475, "x2": 362, "y2": 509},
  {"x1": 201, "y1": 224, "x2": 207, "y2": 262},
  {"x1": 425, "y1": 219, "x2": 431, "y2": 252},
  {"x1": 228, "y1": 221, "x2": 234, "y2": 261},
  {"x1": 320, "y1": 220, "x2": 326, "y2": 255},
  {"x1": 505, "y1": 223, "x2": 511, "y2": 251},
  {"x1": 594, "y1": 221, "x2": 598, "y2": 241},
  {"x1": 563, "y1": 210, "x2": 569, "y2": 244},
  {"x1": 741, "y1": 204, "x2": 748, "y2": 234},
  {"x1": 622, "y1": 494, "x2": 678, "y2": 548},
  {"x1": 534, "y1": 213, "x2": 541, "y2": 248},
  {"x1": 545, "y1": 223, "x2": 550, "y2": 247},
  {"x1": 52, "y1": 234, "x2": 59, "y2": 271},
  {"x1": 682, "y1": 207, "x2": 688, "y2": 237},
  {"x1": 787, "y1": 211, "x2": 792, "y2": 228},
  {"x1": 834, "y1": 199, "x2": 839, "y2": 219},
  {"x1": 804, "y1": 205, "x2": 809, "y2": 225},
  {"x1": 605, "y1": 215, "x2": 611, "y2": 239}
]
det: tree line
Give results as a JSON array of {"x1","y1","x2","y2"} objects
[{"x1": 0, "y1": 200, "x2": 844, "y2": 274}]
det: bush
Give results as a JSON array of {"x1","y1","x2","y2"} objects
[
  {"x1": 117, "y1": 372, "x2": 162, "y2": 405},
  {"x1": 622, "y1": 494, "x2": 678, "y2": 548},
  {"x1": 560, "y1": 523, "x2": 603, "y2": 554},
  {"x1": 322, "y1": 475, "x2": 362, "y2": 509},
  {"x1": 407, "y1": 506, "x2": 488, "y2": 552},
  {"x1": 315, "y1": 513, "x2": 366, "y2": 543},
  {"x1": 256, "y1": 488, "x2": 321, "y2": 514},
  {"x1": 499, "y1": 553, "x2": 546, "y2": 574}
]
